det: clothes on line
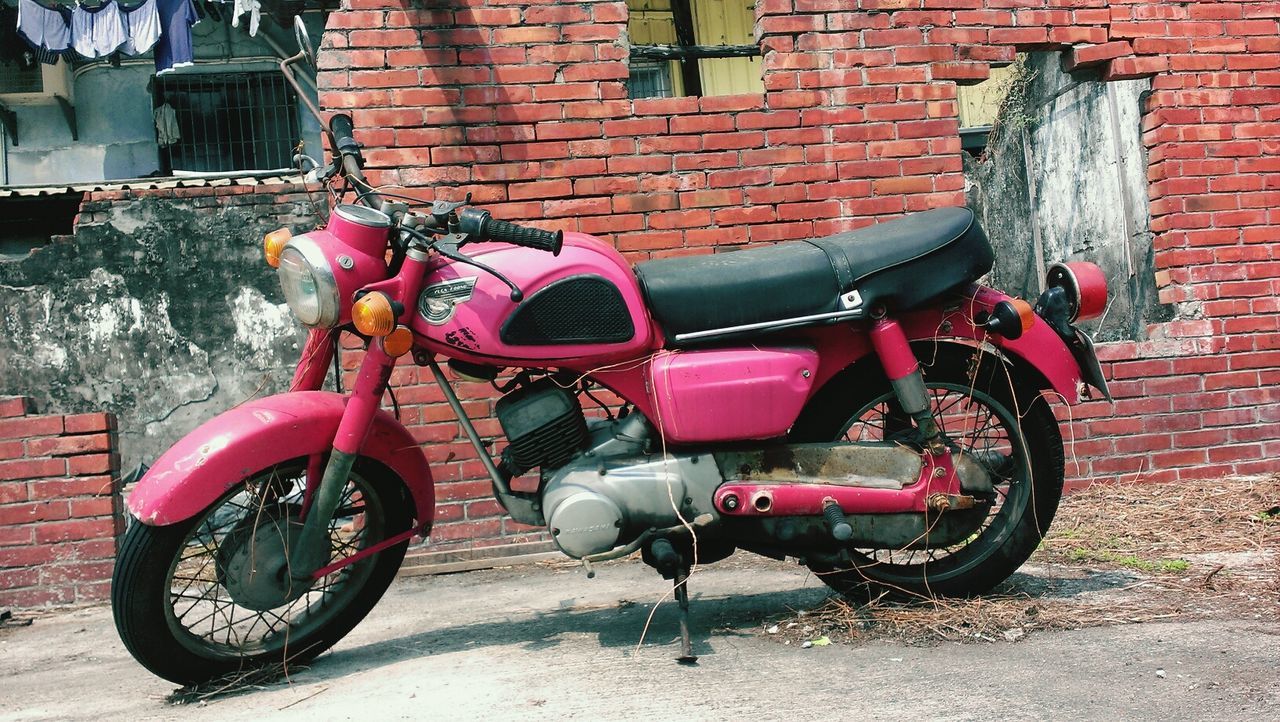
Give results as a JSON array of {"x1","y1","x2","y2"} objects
[
  {"x1": 229, "y1": 0, "x2": 257, "y2": 38},
  {"x1": 153, "y1": 0, "x2": 197, "y2": 73},
  {"x1": 71, "y1": 0, "x2": 126, "y2": 59},
  {"x1": 16, "y1": 0, "x2": 70, "y2": 52},
  {"x1": 121, "y1": 0, "x2": 159, "y2": 56},
  {"x1": 11, "y1": 0, "x2": 218, "y2": 70},
  {"x1": 153, "y1": 102, "x2": 180, "y2": 146}
]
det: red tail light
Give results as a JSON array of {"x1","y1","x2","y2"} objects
[{"x1": 1046, "y1": 262, "x2": 1108, "y2": 322}]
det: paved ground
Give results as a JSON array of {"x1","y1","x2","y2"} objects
[{"x1": 2, "y1": 555, "x2": 1277, "y2": 721}]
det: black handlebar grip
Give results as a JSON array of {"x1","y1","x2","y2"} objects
[
  {"x1": 329, "y1": 114, "x2": 362, "y2": 159},
  {"x1": 458, "y1": 208, "x2": 563, "y2": 255}
]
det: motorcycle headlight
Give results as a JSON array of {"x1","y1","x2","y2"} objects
[{"x1": 277, "y1": 238, "x2": 339, "y2": 327}]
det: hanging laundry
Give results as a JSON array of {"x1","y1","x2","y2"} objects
[
  {"x1": 71, "y1": 0, "x2": 128, "y2": 59},
  {"x1": 120, "y1": 0, "x2": 160, "y2": 56},
  {"x1": 230, "y1": 0, "x2": 260, "y2": 38},
  {"x1": 154, "y1": 102, "x2": 180, "y2": 146},
  {"x1": 153, "y1": 0, "x2": 198, "y2": 74},
  {"x1": 16, "y1": 0, "x2": 71, "y2": 54}
]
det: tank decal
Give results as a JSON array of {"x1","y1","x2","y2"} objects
[{"x1": 418, "y1": 276, "x2": 478, "y2": 325}]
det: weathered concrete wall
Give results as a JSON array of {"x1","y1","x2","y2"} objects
[
  {"x1": 0, "y1": 184, "x2": 323, "y2": 472},
  {"x1": 965, "y1": 52, "x2": 1168, "y2": 342}
]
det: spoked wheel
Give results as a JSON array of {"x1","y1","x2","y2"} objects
[
  {"x1": 791, "y1": 344, "x2": 1064, "y2": 599},
  {"x1": 112, "y1": 458, "x2": 412, "y2": 685}
]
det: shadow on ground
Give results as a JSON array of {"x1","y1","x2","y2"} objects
[{"x1": 273, "y1": 562, "x2": 1140, "y2": 690}]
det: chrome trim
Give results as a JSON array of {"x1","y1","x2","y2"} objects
[
  {"x1": 1045, "y1": 262, "x2": 1081, "y2": 321},
  {"x1": 333, "y1": 203, "x2": 391, "y2": 228},
  {"x1": 281, "y1": 235, "x2": 340, "y2": 328},
  {"x1": 672, "y1": 309, "x2": 865, "y2": 343}
]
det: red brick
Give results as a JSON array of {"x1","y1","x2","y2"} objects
[
  {"x1": 0, "y1": 416, "x2": 63, "y2": 440},
  {"x1": 0, "y1": 398, "x2": 32, "y2": 419},
  {"x1": 1065, "y1": 41, "x2": 1134, "y2": 70},
  {"x1": 67, "y1": 454, "x2": 118, "y2": 476},
  {"x1": 25, "y1": 434, "x2": 111, "y2": 458},
  {"x1": 0, "y1": 458, "x2": 66, "y2": 481}
]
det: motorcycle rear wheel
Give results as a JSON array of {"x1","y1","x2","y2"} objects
[
  {"x1": 791, "y1": 344, "x2": 1064, "y2": 599},
  {"x1": 112, "y1": 457, "x2": 411, "y2": 685}
]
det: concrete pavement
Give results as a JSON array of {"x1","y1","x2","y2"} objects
[{"x1": 2, "y1": 555, "x2": 1277, "y2": 721}]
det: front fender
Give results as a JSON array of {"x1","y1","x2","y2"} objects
[{"x1": 128, "y1": 391, "x2": 434, "y2": 529}]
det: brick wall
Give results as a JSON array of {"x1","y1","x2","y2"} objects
[
  {"x1": 0, "y1": 397, "x2": 121, "y2": 608},
  {"x1": 317, "y1": 0, "x2": 1280, "y2": 548}
]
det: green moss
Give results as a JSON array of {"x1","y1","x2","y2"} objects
[{"x1": 1067, "y1": 548, "x2": 1189, "y2": 574}]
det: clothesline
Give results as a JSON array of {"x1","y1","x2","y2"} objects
[{"x1": 14, "y1": 0, "x2": 262, "y2": 73}]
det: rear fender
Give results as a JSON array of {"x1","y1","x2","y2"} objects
[
  {"x1": 893, "y1": 289, "x2": 1086, "y2": 403},
  {"x1": 128, "y1": 391, "x2": 434, "y2": 528}
]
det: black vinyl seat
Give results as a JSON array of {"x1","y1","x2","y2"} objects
[{"x1": 634, "y1": 207, "x2": 993, "y2": 343}]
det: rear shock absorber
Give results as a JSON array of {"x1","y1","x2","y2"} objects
[{"x1": 868, "y1": 311, "x2": 947, "y2": 453}]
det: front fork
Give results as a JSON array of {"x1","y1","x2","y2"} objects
[
  {"x1": 290, "y1": 344, "x2": 395, "y2": 579},
  {"x1": 286, "y1": 246, "x2": 433, "y2": 580}
]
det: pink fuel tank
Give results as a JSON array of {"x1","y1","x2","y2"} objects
[{"x1": 411, "y1": 232, "x2": 655, "y2": 365}]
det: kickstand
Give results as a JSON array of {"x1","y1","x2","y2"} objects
[{"x1": 673, "y1": 568, "x2": 697, "y2": 665}]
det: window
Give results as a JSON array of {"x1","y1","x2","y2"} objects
[
  {"x1": 627, "y1": 0, "x2": 763, "y2": 99},
  {"x1": 0, "y1": 193, "x2": 83, "y2": 259},
  {"x1": 153, "y1": 72, "x2": 301, "y2": 174},
  {"x1": 958, "y1": 61, "x2": 1021, "y2": 156}
]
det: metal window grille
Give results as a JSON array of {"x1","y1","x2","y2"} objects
[
  {"x1": 627, "y1": 61, "x2": 674, "y2": 99},
  {"x1": 0, "y1": 61, "x2": 44, "y2": 94},
  {"x1": 155, "y1": 72, "x2": 301, "y2": 174}
]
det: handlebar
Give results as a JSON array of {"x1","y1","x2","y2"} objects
[
  {"x1": 327, "y1": 113, "x2": 382, "y2": 208},
  {"x1": 458, "y1": 208, "x2": 563, "y2": 255},
  {"x1": 330, "y1": 114, "x2": 358, "y2": 156}
]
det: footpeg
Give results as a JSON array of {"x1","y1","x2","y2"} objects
[{"x1": 822, "y1": 497, "x2": 853, "y2": 541}]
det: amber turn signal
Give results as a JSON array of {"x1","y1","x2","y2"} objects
[
  {"x1": 352, "y1": 292, "x2": 396, "y2": 337},
  {"x1": 263, "y1": 228, "x2": 292, "y2": 268},
  {"x1": 381, "y1": 326, "x2": 414, "y2": 357},
  {"x1": 981, "y1": 299, "x2": 1034, "y2": 341},
  {"x1": 1011, "y1": 298, "x2": 1035, "y2": 333}
]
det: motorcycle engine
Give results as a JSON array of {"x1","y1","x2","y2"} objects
[
  {"x1": 495, "y1": 378, "x2": 588, "y2": 474},
  {"x1": 494, "y1": 378, "x2": 723, "y2": 559},
  {"x1": 539, "y1": 416, "x2": 723, "y2": 559}
]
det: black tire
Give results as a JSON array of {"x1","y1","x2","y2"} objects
[
  {"x1": 112, "y1": 457, "x2": 412, "y2": 685},
  {"x1": 790, "y1": 343, "x2": 1064, "y2": 599}
]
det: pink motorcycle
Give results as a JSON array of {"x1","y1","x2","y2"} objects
[{"x1": 112, "y1": 22, "x2": 1112, "y2": 683}]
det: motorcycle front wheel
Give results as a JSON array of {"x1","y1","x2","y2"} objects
[
  {"x1": 112, "y1": 457, "x2": 412, "y2": 685},
  {"x1": 790, "y1": 344, "x2": 1065, "y2": 599}
]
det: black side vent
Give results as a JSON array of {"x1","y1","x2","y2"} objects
[{"x1": 501, "y1": 274, "x2": 635, "y2": 346}]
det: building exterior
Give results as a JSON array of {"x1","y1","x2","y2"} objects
[
  {"x1": 2, "y1": 0, "x2": 1280, "y2": 603},
  {"x1": 0, "y1": 1, "x2": 325, "y2": 187}
]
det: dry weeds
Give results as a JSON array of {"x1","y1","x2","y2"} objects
[{"x1": 770, "y1": 476, "x2": 1280, "y2": 647}]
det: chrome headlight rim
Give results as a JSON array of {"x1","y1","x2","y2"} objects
[{"x1": 279, "y1": 236, "x2": 340, "y2": 328}]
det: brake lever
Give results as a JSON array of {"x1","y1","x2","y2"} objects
[
  {"x1": 434, "y1": 233, "x2": 524, "y2": 302},
  {"x1": 430, "y1": 193, "x2": 473, "y2": 229}
]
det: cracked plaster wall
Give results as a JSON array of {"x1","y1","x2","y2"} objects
[
  {"x1": 965, "y1": 52, "x2": 1171, "y2": 342},
  {"x1": 0, "y1": 185, "x2": 324, "y2": 472}
]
